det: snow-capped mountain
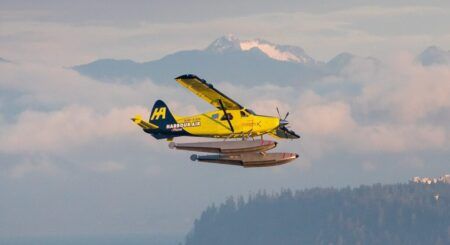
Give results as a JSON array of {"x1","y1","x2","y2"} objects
[
  {"x1": 74, "y1": 35, "x2": 325, "y2": 85},
  {"x1": 73, "y1": 35, "x2": 380, "y2": 86},
  {"x1": 205, "y1": 35, "x2": 242, "y2": 53},
  {"x1": 206, "y1": 35, "x2": 316, "y2": 64}
]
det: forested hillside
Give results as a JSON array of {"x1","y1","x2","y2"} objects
[{"x1": 185, "y1": 183, "x2": 449, "y2": 245}]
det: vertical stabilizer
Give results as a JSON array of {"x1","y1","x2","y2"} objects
[{"x1": 149, "y1": 100, "x2": 177, "y2": 128}]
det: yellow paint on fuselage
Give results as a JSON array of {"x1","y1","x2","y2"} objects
[{"x1": 172, "y1": 109, "x2": 280, "y2": 138}]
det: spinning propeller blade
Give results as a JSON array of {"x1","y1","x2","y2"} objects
[{"x1": 284, "y1": 112, "x2": 289, "y2": 120}]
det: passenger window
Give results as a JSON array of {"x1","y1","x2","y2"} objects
[
  {"x1": 220, "y1": 113, "x2": 233, "y2": 121},
  {"x1": 212, "y1": 113, "x2": 219, "y2": 119},
  {"x1": 240, "y1": 111, "x2": 248, "y2": 117}
]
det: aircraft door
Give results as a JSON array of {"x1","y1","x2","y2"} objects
[{"x1": 240, "y1": 110, "x2": 253, "y2": 134}]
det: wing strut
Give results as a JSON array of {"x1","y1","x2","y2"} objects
[{"x1": 218, "y1": 99, "x2": 234, "y2": 132}]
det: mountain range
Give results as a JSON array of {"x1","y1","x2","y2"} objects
[
  {"x1": 73, "y1": 35, "x2": 448, "y2": 86},
  {"x1": 73, "y1": 36, "x2": 369, "y2": 86}
]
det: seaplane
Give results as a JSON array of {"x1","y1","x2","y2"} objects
[{"x1": 131, "y1": 74, "x2": 300, "y2": 167}]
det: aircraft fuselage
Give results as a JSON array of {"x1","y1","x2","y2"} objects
[{"x1": 146, "y1": 108, "x2": 280, "y2": 139}]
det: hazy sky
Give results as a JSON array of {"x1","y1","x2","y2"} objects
[{"x1": 1, "y1": 0, "x2": 449, "y2": 238}]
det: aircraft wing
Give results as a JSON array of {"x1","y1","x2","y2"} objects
[{"x1": 175, "y1": 74, "x2": 244, "y2": 110}]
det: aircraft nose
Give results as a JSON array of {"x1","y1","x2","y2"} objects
[{"x1": 279, "y1": 119, "x2": 289, "y2": 126}]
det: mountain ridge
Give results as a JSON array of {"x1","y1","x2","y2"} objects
[
  {"x1": 73, "y1": 36, "x2": 327, "y2": 86},
  {"x1": 206, "y1": 35, "x2": 316, "y2": 64},
  {"x1": 72, "y1": 36, "x2": 444, "y2": 86}
]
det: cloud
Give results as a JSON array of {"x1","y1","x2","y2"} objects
[
  {"x1": 3, "y1": 4, "x2": 450, "y2": 66},
  {"x1": 0, "y1": 105, "x2": 146, "y2": 154},
  {"x1": 8, "y1": 158, "x2": 61, "y2": 178},
  {"x1": 284, "y1": 52, "x2": 450, "y2": 159},
  {"x1": 0, "y1": 62, "x2": 151, "y2": 110},
  {"x1": 297, "y1": 100, "x2": 355, "y2": 136},
  {"x1": 89, "y1": 161, "x2": 125, "y2": 173},
  {"x1": 356, "y1": 124, "x2": 447, "y2": 153},
  {"x1": 0, "y1": 61, "x2": 202, "y2": 179},
  {"x1": 331, "y1": 5, "x2": 445, "y2": 18},
  {"x1": 356, "y1": 53, "x2": 450, "y2": 123},
  {"x1": 3, "y1": 50, "x2": 447, "y2": 166}
]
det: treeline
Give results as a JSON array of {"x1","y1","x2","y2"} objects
[{"x1": 185, "y1": 183, "x2": 449, "y2": 245}]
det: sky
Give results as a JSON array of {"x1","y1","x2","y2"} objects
[{"x1": 1, "y1": 0, "x2": 450, "y2": 238}]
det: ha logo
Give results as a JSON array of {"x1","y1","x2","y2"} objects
[{"x1": 150, "y1": 107, "x2": 166, "y2": 120}]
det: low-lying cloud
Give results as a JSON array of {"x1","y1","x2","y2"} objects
[
  {"x1": 287, "y1": 53, "x2": 450, "y2": 160},
  {"x1": 0, "y1": 105, "x2": 145, "y2": 154}
]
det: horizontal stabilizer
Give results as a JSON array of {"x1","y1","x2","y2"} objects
[{"x1": 131, "y1": 114, "x2": 159, "y2": 130}]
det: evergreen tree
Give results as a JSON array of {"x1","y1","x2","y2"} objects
[{"x1": 185, "y1": 183, "x2": 450, "y2": 245}]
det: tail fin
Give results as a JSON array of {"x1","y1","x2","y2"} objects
[{"x1": 148, "y1": 100, "x2": 177, "y2": 128}]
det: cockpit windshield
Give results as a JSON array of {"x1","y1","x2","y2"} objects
[{"x1": 245, "y1": 109, "x2": 256, "y2": 115}]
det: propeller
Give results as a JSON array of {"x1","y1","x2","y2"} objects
[
  {"x1": 276, "y1": 107, "x2": 290, "y2": 126},
  {"x1": 276, "y1": 107, "x2": 290, "y2": 120},
  {"x1": 275, "y1": 106, "x2": 300, "y2": 138}
]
